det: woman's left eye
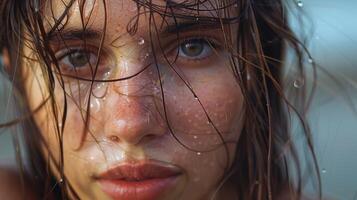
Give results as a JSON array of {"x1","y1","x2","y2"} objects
[{"x1": 178, "y1": 38, "x2": 214, "y2": 60}]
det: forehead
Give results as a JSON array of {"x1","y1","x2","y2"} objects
[{"x1": 43, "y1": 0, "x2": 236, "y2": 28}]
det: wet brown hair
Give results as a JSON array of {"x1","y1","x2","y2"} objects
[{"x1": 0, "y1": 0, "x2": 321, "y2": 199}]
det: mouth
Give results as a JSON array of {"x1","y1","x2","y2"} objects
[{"x1": 96, "y1": 160, "x2": 182, "y2": 200}]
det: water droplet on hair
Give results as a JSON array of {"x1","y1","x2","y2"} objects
[
  {"x1": 293, "y1": 79, "x2": 304, "y2": 88},
  {"x1": 34, "y1": 0, "x2": 40, "y2": 12},
  {"x1": 247, "y1": 73, "x2": 251, "y2": 81},
  {"x1": 138, "y1": 37, "x2": 145, "y2": 45},
  {"x1": 196, "y1": 152, "x2": 202, "y2": 155},
  {"x1": 297, "y1": 0, "x2": 303, "y2": 7},
  {"x1": 321, "y1": 168, "x2": 327, "y2": 174}
]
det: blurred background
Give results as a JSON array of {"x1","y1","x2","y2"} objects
[{"x1": 1, "y1": 0, "x2": 356, "y2": 199}]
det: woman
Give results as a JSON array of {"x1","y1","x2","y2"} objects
[{"x1": 0, "y1": 0, "x2": 320, "y2": 199}]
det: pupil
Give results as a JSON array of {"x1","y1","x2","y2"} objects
[
  {"x1": 69, "y1": 51, "x2": 89, "y2": 68},
  {"x1": 182, "y1": 40, "x2": 204, "y2": 57}
]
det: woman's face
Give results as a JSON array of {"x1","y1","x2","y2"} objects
[{"x1": 24, "y1": 0, "x2": 244, "y2": 199}]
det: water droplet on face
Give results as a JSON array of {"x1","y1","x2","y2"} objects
[
  {"x1": 297, "y1": 0, "x2": 303, "y2": 7},
  {"x1": 206, "y1": 121, "x2": 210, "y2": 125},
  {"x1": 293, "y1": 79, "x2": 304, "y2": 88},
  {"x1": 138, "y1": 37, "x2": 145, "y2": 45},
  {"x1": 196, "y1": 152, "x2": 201, "y2": 156},
  {"x1": 90, "y1": 98, "x2": 101, "y2": 112},
  {"x1": 140, "y1": 52, "x2": 150, "y2": 61},
  {"x1": 193, "y1": 135, "x2": 198, "y2": 139}
]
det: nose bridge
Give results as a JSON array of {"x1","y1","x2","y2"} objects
[{"x1": 102, "y1": 65, "x2": 165, "y2": 145}]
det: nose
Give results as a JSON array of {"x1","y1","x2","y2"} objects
[{"x1": 102, "y1": 67, "x2": 166, "y2": 145}]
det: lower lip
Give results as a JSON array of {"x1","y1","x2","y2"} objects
[{"x1": 98, "y1": 175, "x2": 180, "y2": 200}]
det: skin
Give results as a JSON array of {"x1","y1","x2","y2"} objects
[{"x1": 20, "y1": 0, "x2": 244, "y2": 199}]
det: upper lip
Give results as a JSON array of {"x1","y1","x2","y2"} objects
[{"x1": 96, "y1": 160, "x2": 182, "y2": 181}]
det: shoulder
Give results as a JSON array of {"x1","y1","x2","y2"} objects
[{"x1": 0, "y1": 165, "x2": 37, "y2": 200}]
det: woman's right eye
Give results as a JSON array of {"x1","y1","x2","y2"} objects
[
  {"x1": 57, "y1": 49, "x2": 103, "y2": 79},
  {"x1": 67, "y1": 50, "x2": 91, "y2": 68}
]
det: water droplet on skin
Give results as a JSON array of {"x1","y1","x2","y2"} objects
[
  {"x1": 138, "y1": 37, "x2": 145, "y2": 45},
  {"x1": 196, "y1": 152, "x2": 201, "y2": 156},
  {"x1": 322, "y1": 168, "x2": 327, "y2": 174},
  {"x1": 308, "y1": 58, "x2": 314, "y2": 64},
  {"x1": 206, "y1": 121, "x2": 210, "y2": 125},
  {"x1": 193, "y1": 135, "x2": 198, "y2": 139},
  {"x1": 293, "y1": 79, "x2": 304, "y2": 88},
  {"x1": 140, "y1": 52, "x2": 150, "y2": 61},
  {"x1": 297, "y1": 0, "x2": 303, "y2": 7},
  {"x1": 59, "y1": 179, "x2": 63, "y2": 183},
  {"x1": 90, "y1": 98, "x2": 101, "y2": 112}
]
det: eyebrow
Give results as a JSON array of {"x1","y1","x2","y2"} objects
[
  {"x1": 47, "y1": 28, "x2": 103, "y2": 42},
  {"x1": 162, "y1": 19, "x2": 225, "y2": 35}
]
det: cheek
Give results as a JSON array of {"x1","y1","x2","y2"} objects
[{"x1": 162, "y1": 65, "x2": 244, "y2": 152}]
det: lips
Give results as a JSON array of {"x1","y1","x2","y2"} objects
[{"x1": 96, "y1": 160, "x2": 182, "y2": 200}]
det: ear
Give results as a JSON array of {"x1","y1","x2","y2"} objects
[{"x1": 1, "y1": 48, "x2": 10, "y2": 73}]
